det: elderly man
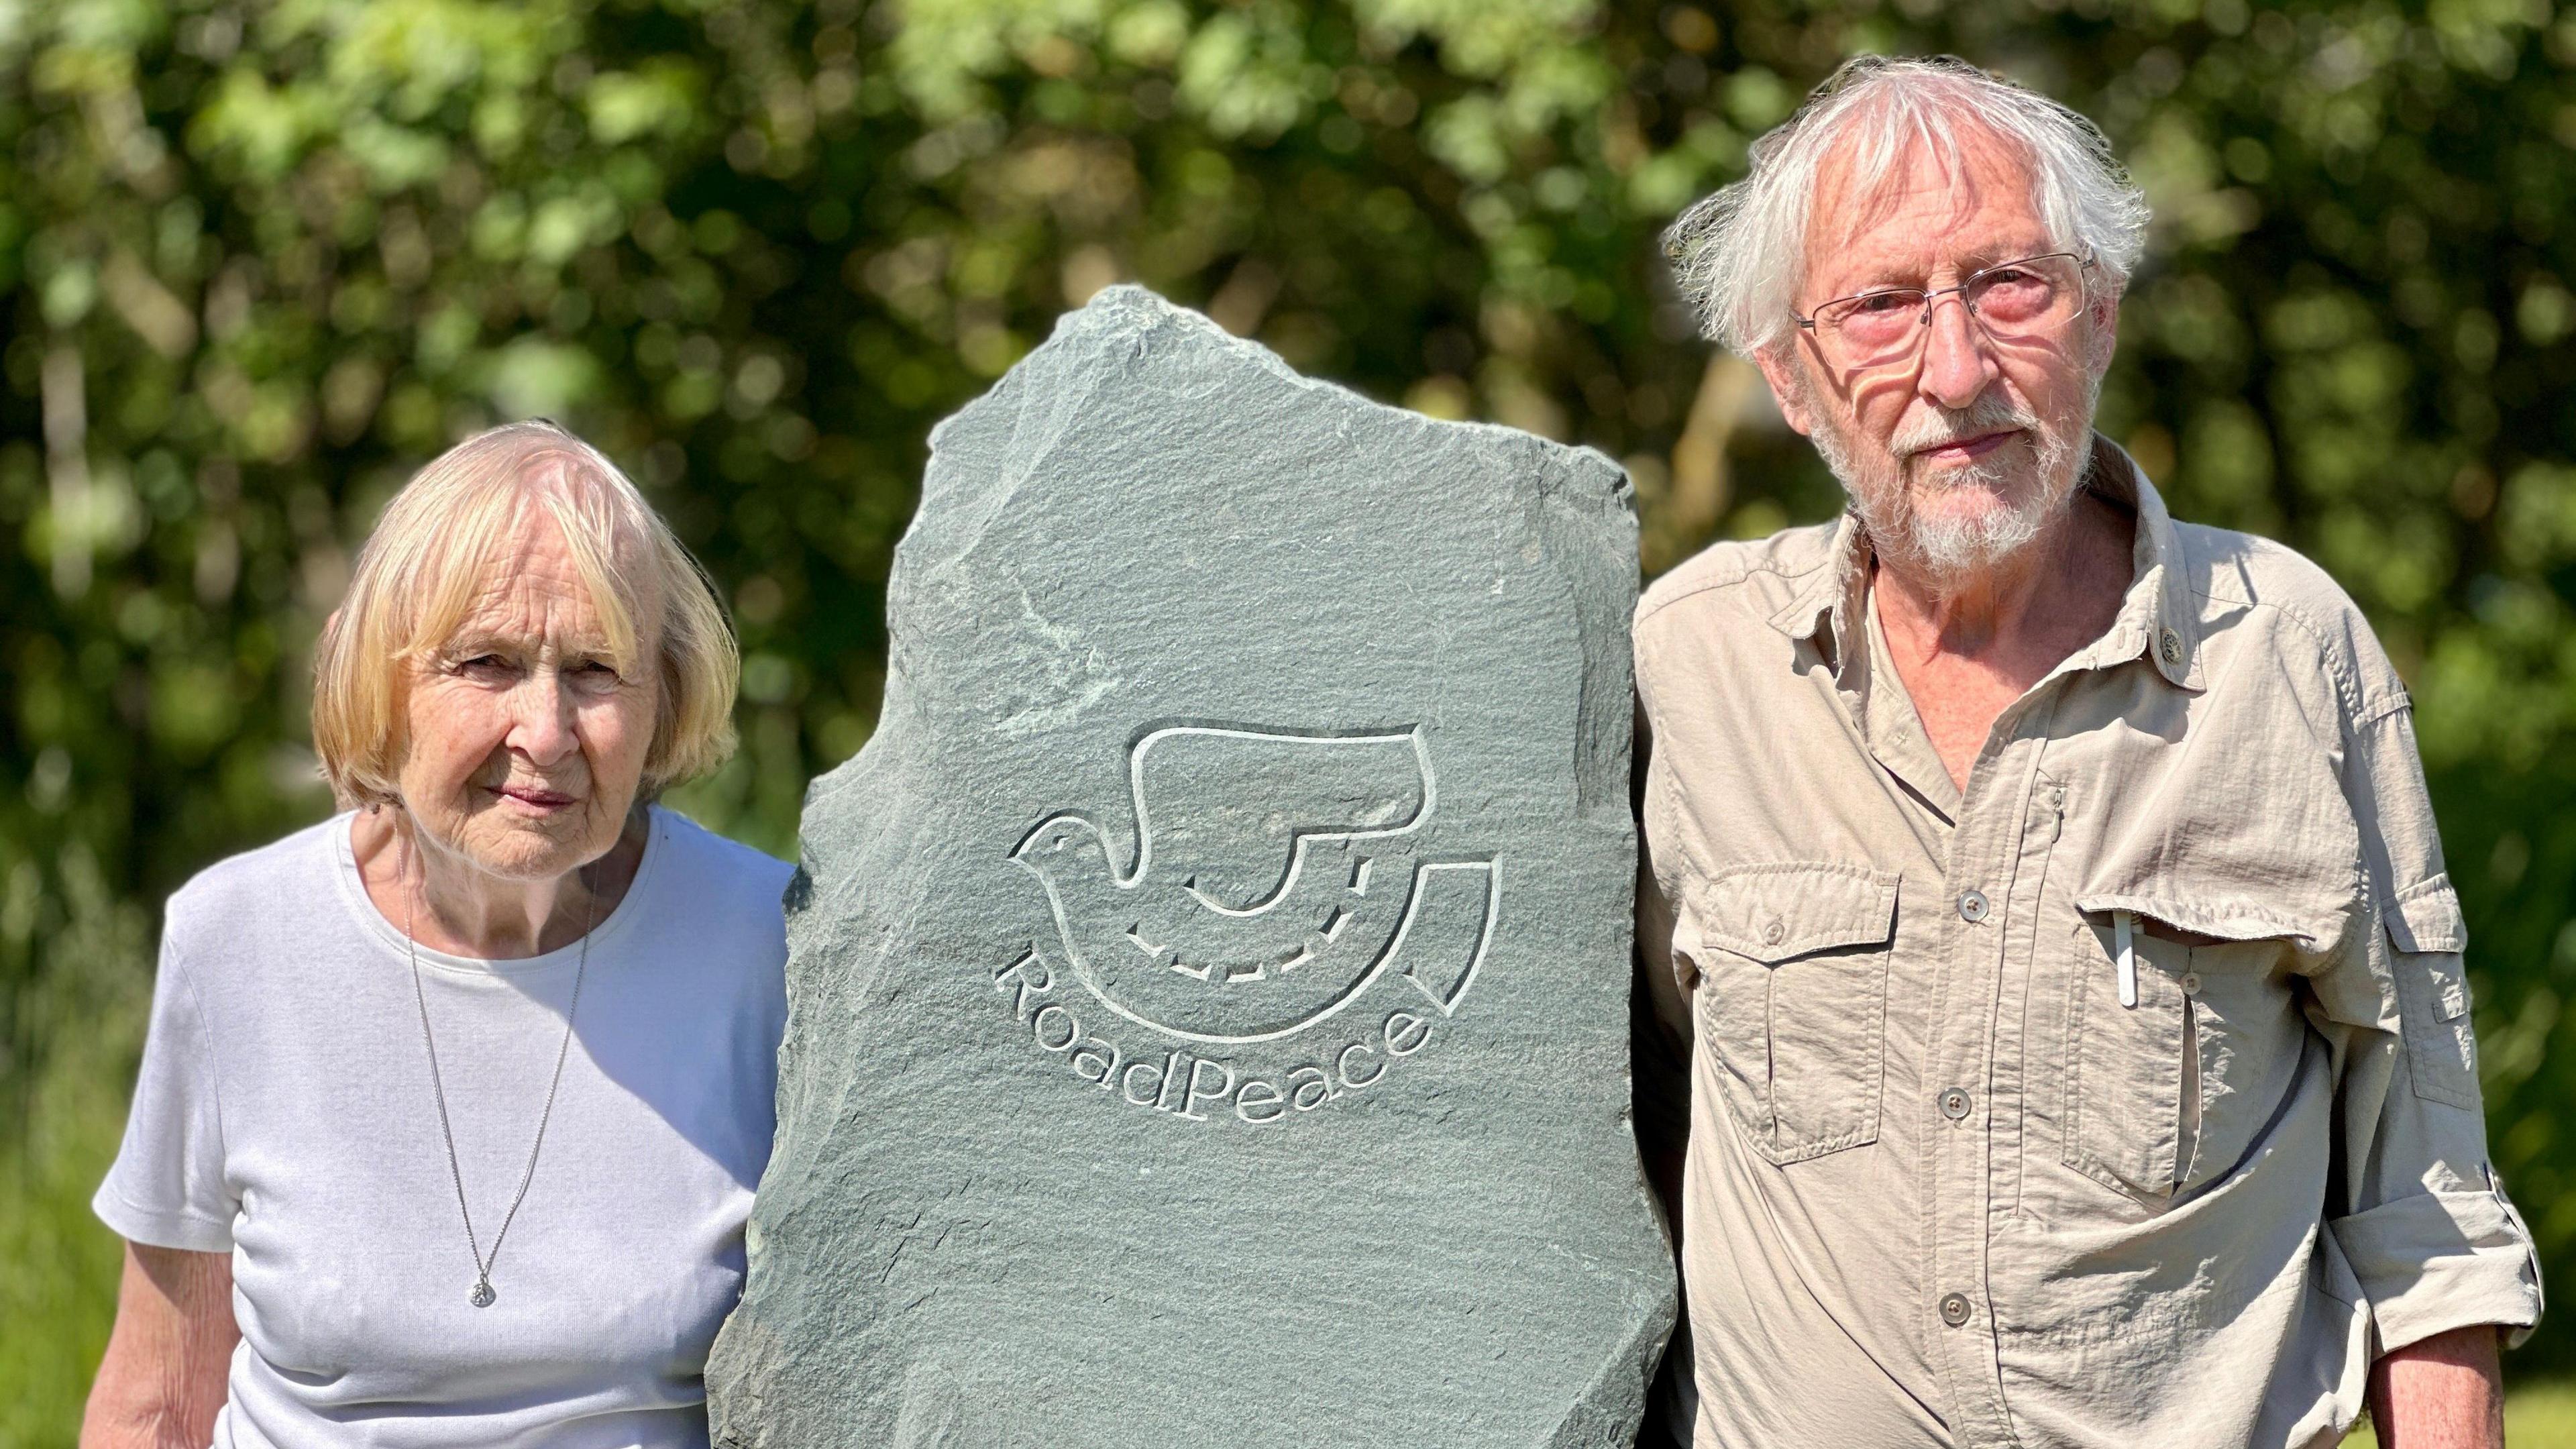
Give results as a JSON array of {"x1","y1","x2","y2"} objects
[{"x1": 1637, "y1": 56, "x2": 2542, "y2": 1449}]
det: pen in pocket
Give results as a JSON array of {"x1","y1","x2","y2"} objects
[{"x1": 2114, "y1": 908, "x2": 2138, "y2": 1008}]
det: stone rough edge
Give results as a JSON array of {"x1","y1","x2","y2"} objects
[
  {"x1": 1511, "y1": 361, "x2": 1668, "y2": 1448},
  {"x1": 902, "y1": 285, "x2": 1637, "y2": 585},
  {"x1": 712, "y1": 284, "x2": 1674, "y2": 1444}
]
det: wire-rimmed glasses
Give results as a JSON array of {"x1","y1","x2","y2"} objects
[{"x1": 1792, "y1": 252, "x2": 2098, "y2": 372}]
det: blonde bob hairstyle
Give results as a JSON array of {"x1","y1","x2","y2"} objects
[{"x1": 313, "y1": 420, "x2": 739, "y2": 809}]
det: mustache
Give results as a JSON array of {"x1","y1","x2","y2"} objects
[{"x1": 1890, "y1": 396, "x2": 2039, "y2": 461}]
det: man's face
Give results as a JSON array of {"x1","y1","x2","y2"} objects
[{"x1": 1755, "y1": 125, "x2": 2118, "y2": 585}]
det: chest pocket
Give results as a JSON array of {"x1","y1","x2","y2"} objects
[
  {"x1": 2063, "y1": 896, "x2": 2310, "y2": 1203},
  {"x1": 2387, "y1": 876, "x2": 2477, "y2": 1110},
  {"x1": 1686, "y1": 863, "x2": 1898, "y2": 1166}
]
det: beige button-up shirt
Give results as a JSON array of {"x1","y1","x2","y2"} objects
[{"x1": 1633, "y1": 438, "x2": 2543, "y2": 1449}]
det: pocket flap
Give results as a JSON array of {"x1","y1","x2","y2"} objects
[
  {"x1": 1693, "y1": 863, "x2": 1898, "y2": 964},
  {"x1": 2386, "y1": 877, "x2": 2468, "y2": 955},
  {"x1": 2072, "y1": 892, "x2": 2318, "y2": 947}
]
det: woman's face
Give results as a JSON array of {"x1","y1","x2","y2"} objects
[{"x1": 398, "y1": 512, "x2": 660, "y2": 883}]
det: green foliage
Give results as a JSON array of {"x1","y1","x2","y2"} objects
[
  {"x1": 4, "y1": 0, "x2": 2575, "y2": 1435},
  {"x1": 0, "y1": 963, "x2": 137, "y2": 1443}
]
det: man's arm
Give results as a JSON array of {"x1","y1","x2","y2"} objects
[
  {"x1": 2367, "y1": 1326, "x2": 2504, "y2": 1449},
  {"x1": 81, "y1": 1242, "x2": 236, "y2": 1449},
  {"x1": 1631, "y1": 700, "x2": 1693, "y2": 1221},
  {"x1": 2369, "y1": 1325, "x2": 2505, "y2": 1448},
  {"x1": 2324, "y1": 683, "x2": 2538, "y2": 1448}
]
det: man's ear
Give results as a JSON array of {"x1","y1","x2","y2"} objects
[
  {"x1": 2085, "y1": 290, "x2": 2122, "y2": 379},
  {"x1": 1751, "y1": 343, "x2": 1816, "y2": 437}
]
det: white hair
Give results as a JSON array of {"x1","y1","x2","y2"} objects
[
  {"x1": 1803, "y1": 382, "x2": 2092, "y2": 589},
  {"x1": 1663, "y1": 55, "x2": 2151, "y2": 357},
  {"x1": 313, "y1": 420, "x2": 741, "y2": 808}
]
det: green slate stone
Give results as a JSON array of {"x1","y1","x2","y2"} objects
[{"x1": 706, "y1": 286, "x2": 1676, "y2": 1447}]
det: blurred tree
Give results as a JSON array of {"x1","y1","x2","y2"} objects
[{"x1": 3, "y1": 0, "x2": 2573, "y2": 1436}]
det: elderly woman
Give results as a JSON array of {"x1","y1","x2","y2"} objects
[{"x1": 81, "y1": 421, "x2": 792, "y2": 1446}]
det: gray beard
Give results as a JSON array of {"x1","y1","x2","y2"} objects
[{"x1": 1805, "y1": 390, "x2": 2091, "y2": 592}]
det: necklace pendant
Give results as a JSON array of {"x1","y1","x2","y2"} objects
[{"x1": 470, "y1": 1279, "x2": 496, "y2": 1308}]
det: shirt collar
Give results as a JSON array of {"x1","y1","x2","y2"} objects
[
  {"x1": 2086, "y1": 433, "x2": 2204, "y2": 691},
  {"x1": 1764, "y1": 431, "x2": 2204, "y2": 693},
  {"x1": 1764, "y1": 511, "x2": 1871, "y2": 684}
]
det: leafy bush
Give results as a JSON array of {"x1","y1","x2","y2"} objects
[{"x1": 5, "y1": 0, "x2": 2572, "y2": 1435}]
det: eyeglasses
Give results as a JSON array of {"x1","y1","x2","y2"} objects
[{"x1": 1792, "y1": 252, "x2": 2097, "y2": 372}]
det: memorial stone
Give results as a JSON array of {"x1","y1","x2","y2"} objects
[{"x1": 705, "y1": 286, "x2": 1676, "y2": 1446}]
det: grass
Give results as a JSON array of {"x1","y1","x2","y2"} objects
[
  {"x1": 1, "y1": 1061, "x2": 131, "y2": 1446},
  {"x1": 2345, "y1": 1381, "x2": 2576, "y2": 1447},
  {"x1": 2502, "y1": 1383, "x2": 2576, "y2": 1445}
]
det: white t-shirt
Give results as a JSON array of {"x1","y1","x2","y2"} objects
[{"x1": 94, "y1": 806, "x2": 792, "y2": 1449}]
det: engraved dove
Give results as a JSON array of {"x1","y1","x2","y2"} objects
[{"x1": 1010, "y1": 724, "x2": 1497, "y2": 1044}]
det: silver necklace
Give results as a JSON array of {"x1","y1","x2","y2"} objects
[{"x1": 403, "y1": 838, "x2": 596, "y2": 1308}]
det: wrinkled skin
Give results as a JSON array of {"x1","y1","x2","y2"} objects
[{"x1": 356, "y1": 503, "x2": 659, "y2": 958}]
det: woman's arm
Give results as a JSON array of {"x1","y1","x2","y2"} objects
[{"x1": 80, "y1": 1242, "x2": 237, "y2": 1449}]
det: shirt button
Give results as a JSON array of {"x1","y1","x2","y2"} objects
[
  {"x1": 1939, "y1": 1292, "x2": 1973, "y2": 1327},
  {"x1": 2159, "y1": 627, "x2": 2186, "y2": 667},
  {"x1": 1763, "y1": 920, "x2": 1786, "y2": 947},
  {"x1": 2180, "y1": 971, "x2": 2202, "y2": 995},
  {"x1": 1957, "y1": 890, "x2": 1990, "y2": 924},
  {"x1": 1938, "y1": 1087, "x2": 1972, "y2": 1121}
]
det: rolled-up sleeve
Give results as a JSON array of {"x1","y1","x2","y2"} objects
[{"x1": 2321, "y1": 696, "x2": 2543, "y2": 1352}]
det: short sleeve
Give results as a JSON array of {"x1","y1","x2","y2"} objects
[{"x1": 93, "y1": 936, "x2": 235, "y2": 1252}]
